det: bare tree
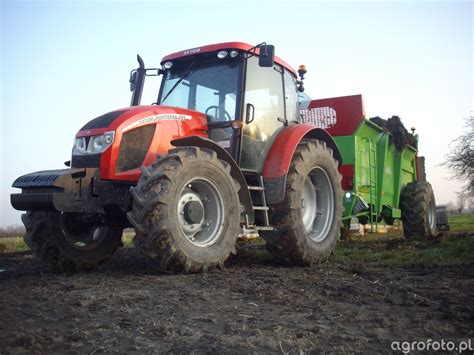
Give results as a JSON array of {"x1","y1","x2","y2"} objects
[{"x1": 443, "y1": 115, "x2": 474, "y2": 207}]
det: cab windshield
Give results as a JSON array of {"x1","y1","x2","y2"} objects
[{"x1": 158, "y1": 56, "x2": 243, "y2": 123}]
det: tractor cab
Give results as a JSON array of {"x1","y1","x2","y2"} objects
[{"x1": 130, "y1": 42, "x2": 300, "y2": 173}]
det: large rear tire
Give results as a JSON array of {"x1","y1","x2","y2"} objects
[
  {"x1": 127, "y1": 147, "x2": 241, "y2": 273},
  {"x1": 261, "y1": 139, "x2": 343, "y2": 265},
  {"x1": 22, "y1": 211, "x2": 123, "y2": 272},
  {"x1": 400, "y1": 181, "x2": 439, "y2": 238}
]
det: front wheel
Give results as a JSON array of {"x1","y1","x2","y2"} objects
[
  {"x1": 127, "y1": 147, "x2": 242, "y2": 273},
  {"x1": 22, "y1": 211, "x2": 123, "y2": 272},
  {"x1": 261, "y1": 139, "x2": 343, "y2": 265}
]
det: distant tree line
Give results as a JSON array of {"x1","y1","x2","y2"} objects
[{"x1": 0, "y1": 225, "x2": 26, "y2": 238}]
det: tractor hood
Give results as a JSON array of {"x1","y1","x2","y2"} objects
[
  {"x1": 76, "y1": 106, "x2": 208, "y2": 138},
  {"x1": 72, "y1": 105, "x2": 208, "y2": 182}
]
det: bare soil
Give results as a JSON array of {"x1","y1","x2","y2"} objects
[{"x1": 0, "y1": 242, "x2": 473, "y2": 353}]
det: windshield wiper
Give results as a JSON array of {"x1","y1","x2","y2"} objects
[{"x1": 161, "y1": 59, "x2": 197, "y2": 104}]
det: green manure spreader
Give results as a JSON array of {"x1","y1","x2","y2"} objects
[{"x1": 301, "y1": 94, "x2": 438, "y2": 238}]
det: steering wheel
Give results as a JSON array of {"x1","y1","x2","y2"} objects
[{"x1": 205, "y1": 105, "x2": 232, "y2": 121}]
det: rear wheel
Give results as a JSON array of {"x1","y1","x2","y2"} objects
[
  {"x1": 400, "y1": 181, "x2": 439, "y2": 238},
  {"x1": 22, "y1": 211, "x2": 123, "y2": 272},
  {"x1": 261, "y1": 139, "x2": 343, "y2": 265},
  {"x1": 127, "y1": 147, "x2": 241, "y2": 273}
]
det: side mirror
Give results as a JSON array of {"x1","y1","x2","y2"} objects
[
  {"x1": 129, "y1": 70, "x2": 137, "y2": 91},
  {"x1": 259, "y1": 44, "x2": 275, "y2": 67}
]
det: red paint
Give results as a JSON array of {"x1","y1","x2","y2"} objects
[
  {"x1": 262, "y1": 124, "x2": 335, "y2": 179},
  {"x1": 415, "y1": 154, "x2": 424, "y2": 182},
  {"x1": 339, "y1": 164, "x2": 355, "y2": 190},
  {"x1": 306, "y1": 95, "x2": 365, "y2": 136},
  {"x1": 76, "y1": 128, "x2": 108, "y2": 137},
  {"x1": 75, "y1": 106, "x2": 208, "y2": 182},
  {"x1": 161, "y1": 41, "x2": 297, "y2": 76}
]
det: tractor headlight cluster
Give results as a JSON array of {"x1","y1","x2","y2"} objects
[
  {"x1": 217, "y1": 50, "x2": 239, "y2": 59},
  {"x1": 73, "y1": 131, "x2": 115, "y2": 155}
]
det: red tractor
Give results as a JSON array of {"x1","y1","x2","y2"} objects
[{"x1": 11, "y1": 42, "x2": 343, "y2": 273}]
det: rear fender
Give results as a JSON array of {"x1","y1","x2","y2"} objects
[
  {"x1": 171, "y1": 136, "x2": 254, "y2": 224},
  {"x1": 262, "y1": 124, "x2": 342, "y2": 204}
]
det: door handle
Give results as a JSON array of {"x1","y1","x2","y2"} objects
[{"x1": 245, "y1": 103, "x2": 255, "y2": 124}]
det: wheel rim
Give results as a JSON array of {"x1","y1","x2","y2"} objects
[
  {"x1": 59, "y1": 214, "x2": 108, "y2": 250},
  {"x1": 301, "y1": 166, "x2": 335, "y2": 242},
  {"x1": 177, "y1": 177, "x2": 224, "y2": 247},
  {"x1": 428, "y1": 199, "x2": 436, "y2": 230}
]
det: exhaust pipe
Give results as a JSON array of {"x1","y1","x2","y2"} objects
[{"x1": 130, "y1": 54, "x2": 145, "y2": 106}]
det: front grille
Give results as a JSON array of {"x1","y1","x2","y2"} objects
[
  {"x1": 116, "y1": 125, "x2": 156, "y2": 172},
  {"x1": 71, "y1": 154, "x2": 101, "y2": 168}
]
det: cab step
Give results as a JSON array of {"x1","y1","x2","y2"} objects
[{"x1": 246, "y1": 176, "x2": 274, "y2": 231}]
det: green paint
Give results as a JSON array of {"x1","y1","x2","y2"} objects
[{"x1": 334, "y1": 118, "x2": 417, "y2": 224}]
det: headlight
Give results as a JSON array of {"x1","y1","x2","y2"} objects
[
  {"x1": 74, "y1": 137, "x2": 87, "y2": 155},
  {"x1": 217, "y1": 50, "x2": 228, "y2": 59},
  {"x1": 73, "y1": 131, "x2": 115, "y2": 155}
]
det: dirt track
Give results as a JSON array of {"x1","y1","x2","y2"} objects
[{"x1": 1, "y1": 242, "x2": 473, "y2": 353}]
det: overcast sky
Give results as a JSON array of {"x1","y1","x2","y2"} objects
[{"x1": 1, "y1": 0, "x2": 472, "y2": 226}]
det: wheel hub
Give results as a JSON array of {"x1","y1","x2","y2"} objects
[
  {"x1": 177, "y1": 178, "x2": 224, "y2": 247},
  {"x1": 59, "y1": 213, "x2": 108, "y2": 250},
  {"x1": 183, "y1": 201, "x2": 204, "y2": 224},
  {"x1": 300, "y1": 166, "x2": 335, "y2": 243}
]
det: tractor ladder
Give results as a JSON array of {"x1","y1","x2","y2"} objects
[
  {"x1": 246, "y1": 176, "x2": 274, "y2": 231},
  {"x1": 367, "y1": 138, "x2": 378, "y2": 232}
]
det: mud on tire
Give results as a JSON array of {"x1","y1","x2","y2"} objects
[
  {"x1": 400, "y1": 181, "x2": 439, "y2": 238},
  {"x1": 22, "y1": 211, "x2": 123, "y2": 272},
  {"x1": 127, "y1": 147, "x2": 242, "y2": 273},
  {"x1": 261, "y1": 139, "x2": 343, "y2": 266}
]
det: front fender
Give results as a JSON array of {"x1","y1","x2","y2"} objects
[
  {"x1": 262, "y1": 124, "x2": 342, "y2": 204},
  {"x1": 171, "y1": 136, "x2": 254, "y2": 224}
]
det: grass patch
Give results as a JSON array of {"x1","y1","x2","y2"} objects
[
  {"x1": 0, "y1": 237, "x2": 29, "y2": 253},
  {"x1": 447, "y1": 213, "x2": 474, "y2": 232},
  {"x1": 332, "y1": 234, "x2": 474, "y2": 267},
  {"x1": 332, "y1": 213, "x2": 474, "y2": 267},
  {"x1": 0, "y1": 233, "x2": 136, "y2": 253}
]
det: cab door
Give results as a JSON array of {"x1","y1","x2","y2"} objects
[{"x1": 239, "y1": 56, "x2": 286, "y2": 172}]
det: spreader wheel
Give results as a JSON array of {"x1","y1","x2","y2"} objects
[{"x1": 400, "y1": 181, "x2": 439, "y2": 238}]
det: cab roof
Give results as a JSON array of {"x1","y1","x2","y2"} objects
[{"x1": 161, "y1": 41, "x2": 297, "y2": 76}]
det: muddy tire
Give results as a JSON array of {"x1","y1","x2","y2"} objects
[
  {"x1": 400, "y1": 181, "x2": 439, "y2": 238},
  {"x1": 261, "y1": 139, "x2": 343, "y2": 265},
  {"x1": 22, "y1": 211, "x2": 123, "y2": 272},
  {"x1": 127, "y1": 147, "x2": 241, "y2": 273}
]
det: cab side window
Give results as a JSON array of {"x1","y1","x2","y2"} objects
[
  {"x1": 240, "y1": 56, "x2": 285, "y2": 172},
  {"x1": 284, "y1": 70, "x2": 298, "y2": 123}
]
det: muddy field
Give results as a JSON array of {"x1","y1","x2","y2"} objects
[{"x1": 1, "y1": 240, "x2": 473, "y2": 353}]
